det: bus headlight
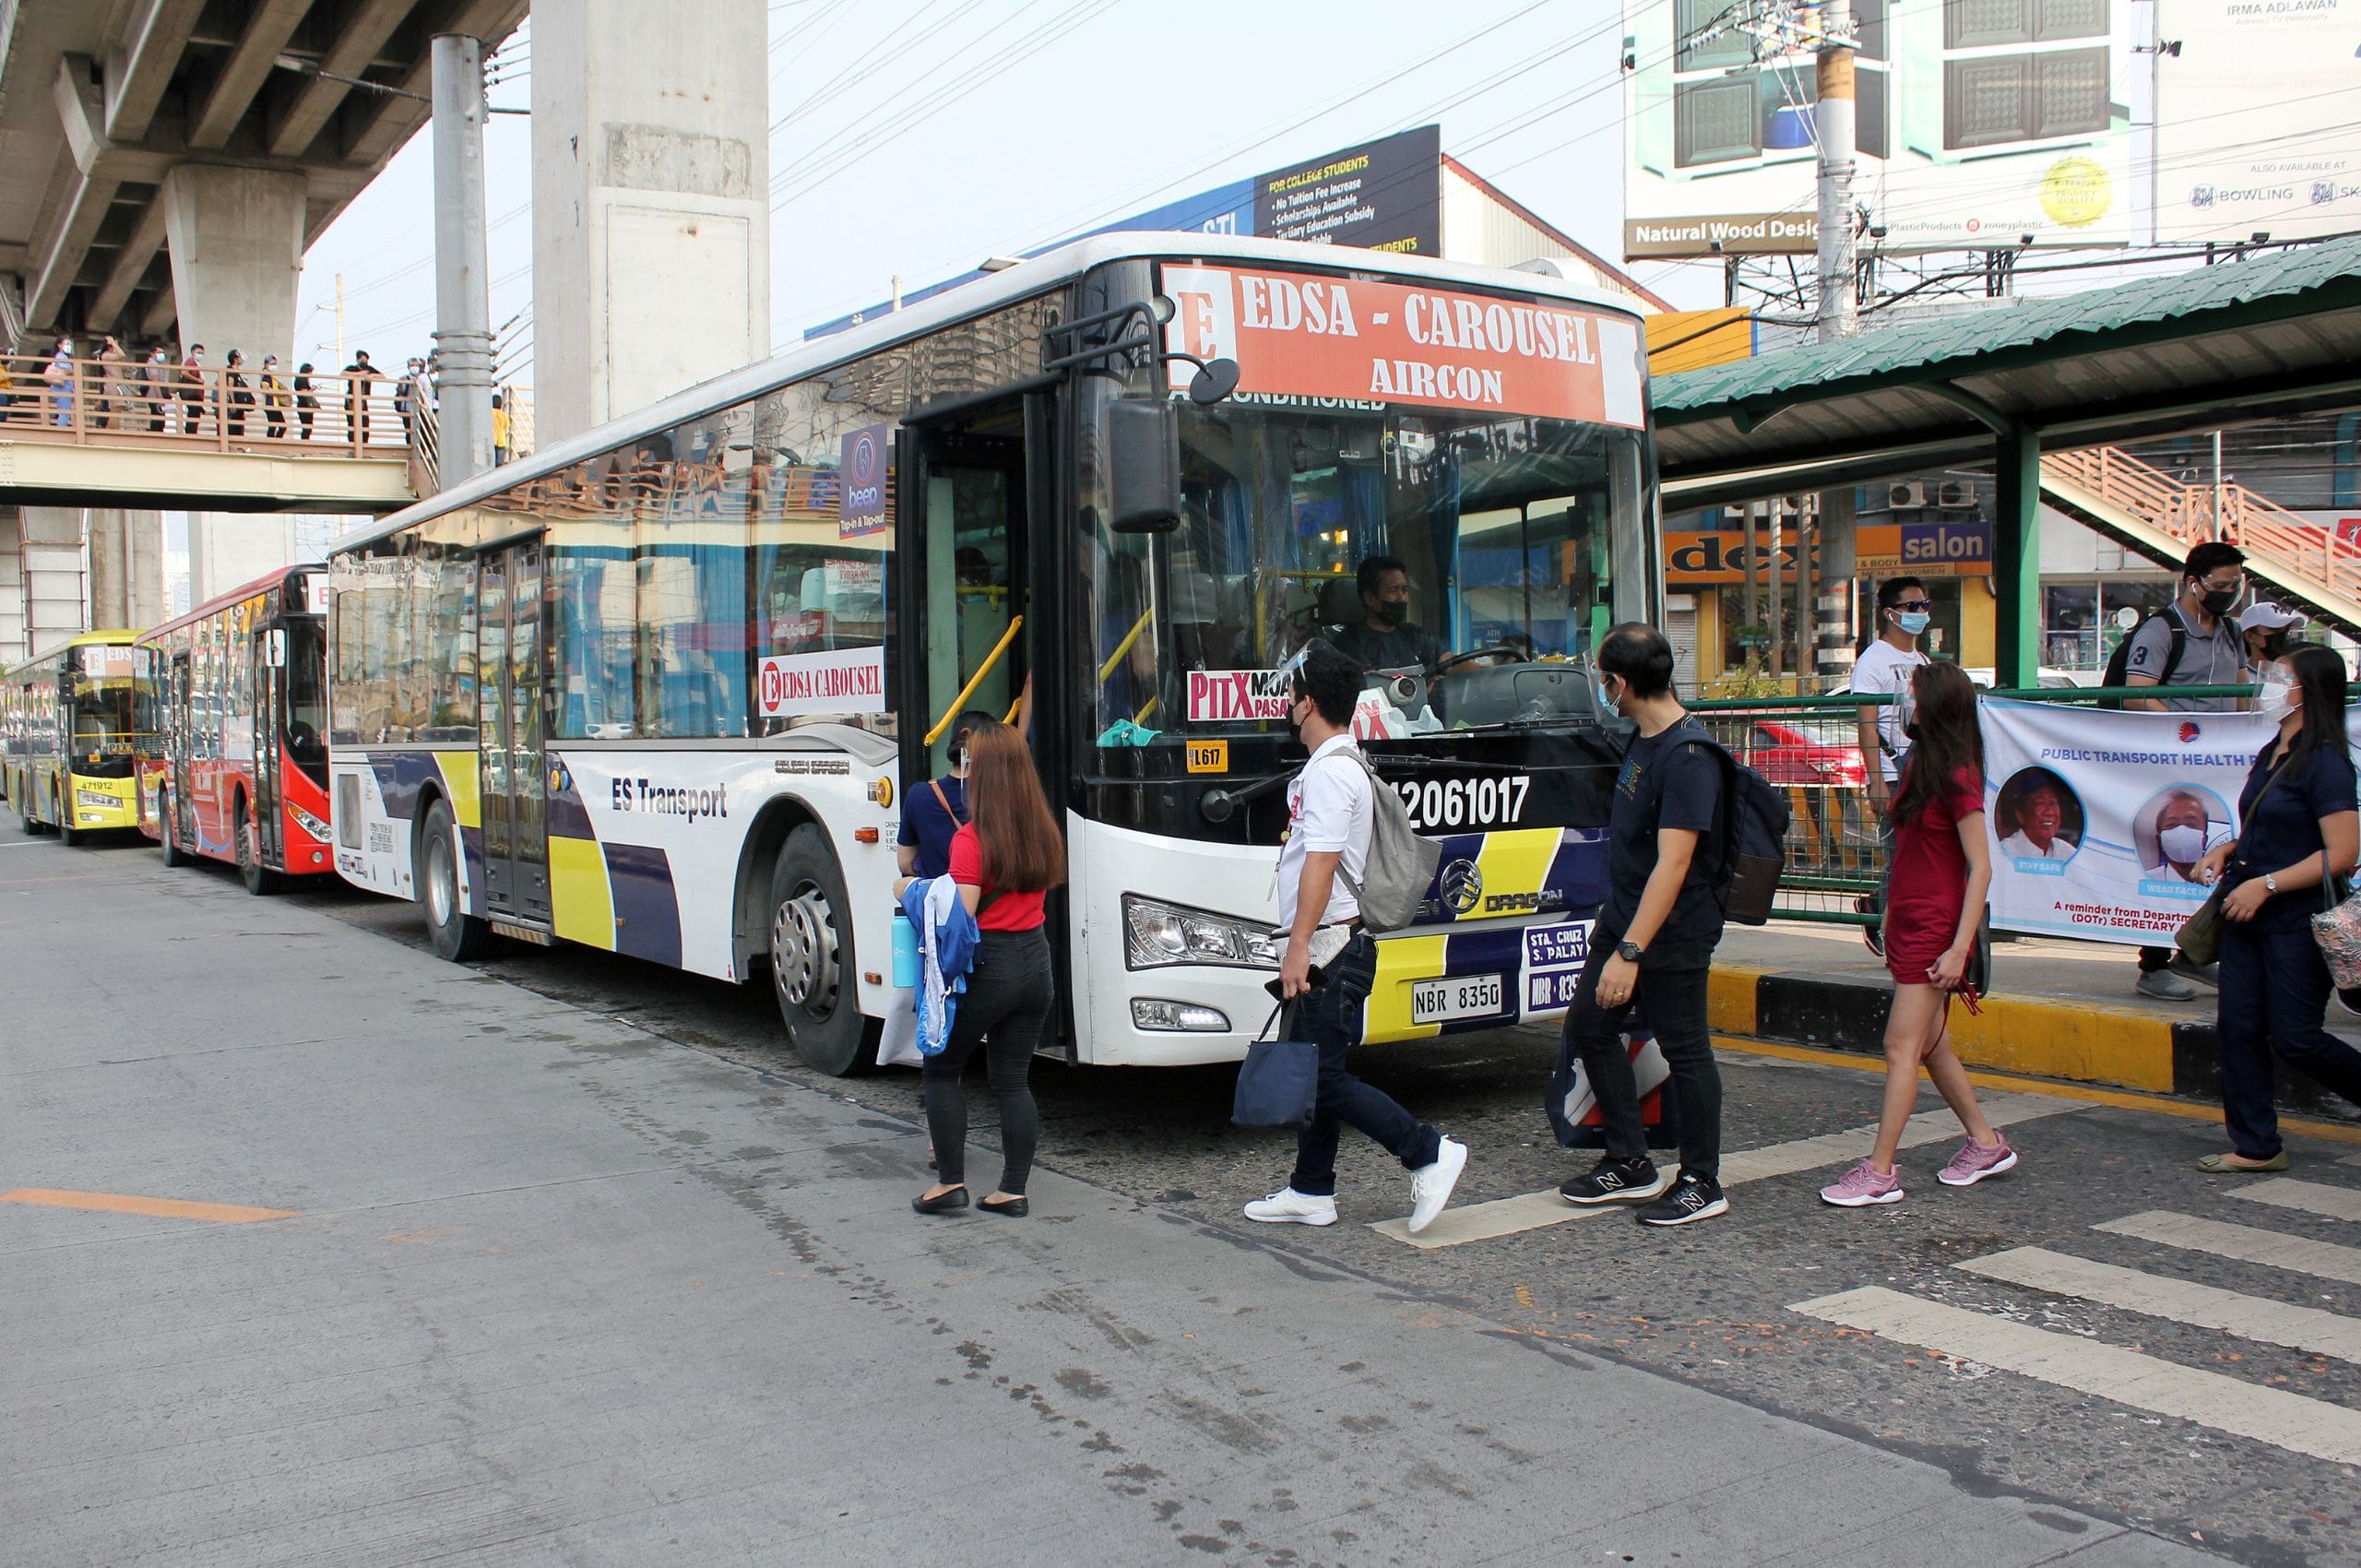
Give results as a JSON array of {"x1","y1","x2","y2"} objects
[
  {"x1": 1132, "y1": 999, "x2": 1232, "y2": 1032},
  {"x1": 1122, "y1": 895, "x2": 1281, "y2": 970},
  {"x1": 290, "y1": 805, "x2": 333, "y2": 843}
]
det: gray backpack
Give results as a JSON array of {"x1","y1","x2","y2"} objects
[{"x1": 1335, "y1": 749, "x2": 1442, "y2": 932}]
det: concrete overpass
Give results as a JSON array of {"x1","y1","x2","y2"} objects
[{"x1": 0, "y1": 0, "x2": 528, "y2": 356}]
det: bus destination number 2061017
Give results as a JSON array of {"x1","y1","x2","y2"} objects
[{"x1": 1394, "y1": 775, "x2": 1530, "y2": 831}]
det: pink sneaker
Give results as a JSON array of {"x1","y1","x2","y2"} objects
[
  {"x1": 1820, "y1": 1158, "x2": 1904, "y2": 1207},
  {"x1": 1938, "y1": 1134, "x2": 2018, "y2": 1187}
]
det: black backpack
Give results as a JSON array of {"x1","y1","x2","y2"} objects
[
  {"x1": 2097, "y1": 612, "x2": 2183, "y2": 709},
  {"x1": 1677, "y1": 734, "x2": 1792, "y2": 926}
]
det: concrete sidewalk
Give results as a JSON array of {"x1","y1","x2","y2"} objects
[
  {"x1": 1712, "y1": 922, "x2": 2361, "y2": 1118},
  {"x1": 1, "y1": 837, "x2": 2219, "y2": 1564}
]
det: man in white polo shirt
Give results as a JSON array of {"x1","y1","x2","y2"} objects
[{"x1": 1242, "y1": 640, "x2": 1466, "y2": 1235}]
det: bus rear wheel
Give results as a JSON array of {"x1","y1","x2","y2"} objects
[
  {"x1": 418, "y1": 798, "x2": 492, "y2": 962},
  {"x1": 235, "y1": 798, "x2": 279, "y2": 895},
  {"x1": 769, "y1": 824, "x2": 875, "y2": 1077}
]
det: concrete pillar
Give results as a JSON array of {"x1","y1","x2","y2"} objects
[
  {"x1": 531, "y1": 0, "x2": 770, "y2": 445},
  {"x1": 187, "y1": 513, "x2": 300, "y2": 607},
  {"x1": 160, "y1": 165, "x2": 306, "y2": 368},
  {"x1": 88, "y1": 509, "x2": 167, "y2": 629}
]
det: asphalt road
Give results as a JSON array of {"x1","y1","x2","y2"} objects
[{"x1": 6, "y1": 820, "x2": 2358, "y2": 1565}]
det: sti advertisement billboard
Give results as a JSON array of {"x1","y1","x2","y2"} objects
[
  {"x1": 807, "y1": 127, "x2": 1442, "y2": 339},
  {"x1": 1623, "y1": 0, "x2": 2136, "y2": 258},
  {"x1": 2154, "y1": 0, "x2": 2361, "y2": 244}
]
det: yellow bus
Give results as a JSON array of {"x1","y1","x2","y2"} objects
[{"x1": 3, "y1": 631, "x2": 149, "y2": 844}]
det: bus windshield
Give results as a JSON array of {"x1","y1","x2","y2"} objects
[
  {"x1": 1086, "y1": 398, "x2": 1648, "y2": 745},
  {"x1": 69, "y1": 673, "x2": 138, "y2": 777}
]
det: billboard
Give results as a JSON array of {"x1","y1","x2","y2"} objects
[
  {"x1": 1623, "y1": 0, "x2": 2136, "y2": 258},
  {"x1": 2154, "y1": 0, "x2": 2361, "y2": 244},
  {"x1": 808, "y1": 127, "x2": 1442, "y2": 340},
  {"x1": 1253, "y1": 126, "x2": 1442, "y2": 256}
]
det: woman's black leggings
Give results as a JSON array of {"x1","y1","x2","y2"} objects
[{"x1": 923, "y1": 926, "x2": 1052, "y2": 1195}]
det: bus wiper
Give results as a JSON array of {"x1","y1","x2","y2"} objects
[{"x1": 1200, "y1": 770, "x2": 1293, "y2": 823}]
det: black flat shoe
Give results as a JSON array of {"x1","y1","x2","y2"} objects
[
  {"x1": 912, "y1": 1186, "x2": 969, "y2": 1215},
  {"x1": 978, "y1": 1194, "x2": 1029, "y2": 1218}
]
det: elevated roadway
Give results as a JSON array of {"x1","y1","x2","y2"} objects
[{"x1": 1, "y1": 0, "x2": 527, "y2": 348}]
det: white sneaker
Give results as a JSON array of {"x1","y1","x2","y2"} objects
[
  {"x1": 1406, "y1": 1137, "x2": 1468, "y2": 1235},
  {"x1": 1242, "y1": 1187, "x2": 1337, "y2": 1226}
]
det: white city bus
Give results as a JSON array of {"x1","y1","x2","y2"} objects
[{"x1": 326, "y1": 233, "x2": 1657, "y2": 1074}]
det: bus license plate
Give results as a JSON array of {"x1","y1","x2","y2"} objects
[{"x1": 1411, "y1": 975, "x2": 1502, "y2": 1024}]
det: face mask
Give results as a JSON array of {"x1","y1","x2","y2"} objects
[
  {"x1": 2159, "y1": 824, "x2": 2209, "y2": 864},
  {"x1": 2199, "y1": 586, "x2": 2240, "y2": 616},
  {"x1": 2258, "y1": 674, "x2": 2297, "y2": 725},
  {"x1": 1374, "y1": 601, "x2": 1406, "y2": 628},
  {"x1": 1594, "y1": 674, "x2": 1622, "y2": 717},
  {"x1": 1894, "y1": 611, "x2": 1931, "y2": 636}
]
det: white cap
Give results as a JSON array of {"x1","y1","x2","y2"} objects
[{"x1": 2242, "y1": 601, "x2": 2308, "y2": 633}]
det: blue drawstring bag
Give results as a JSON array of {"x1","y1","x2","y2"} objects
[{"x1": 1231, "y1": 1004, "x2": 1319, "y2": 1129}]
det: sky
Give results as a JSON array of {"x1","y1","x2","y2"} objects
[{"x1": 291, "y1": 0, "x2": 1712, "y2": 387}]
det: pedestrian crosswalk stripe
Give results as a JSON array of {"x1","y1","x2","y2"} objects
[
  {"x1": 2233, "y1": 1177, "x2": 2361, "y2": 1225},
  {"x1": 1369, "y1": 1092, "x2": 2082, "y2": 1250},
  {"x1": 2095, "y1": 1210, "x2": 2361, "y2": 1287},
  {"x1": 1788, "y1": 1286, "x2": 2361, "y2": 1467},
  {"x1": 1956, "y1": 1245, "x2": 2361, "y2": 1364}
]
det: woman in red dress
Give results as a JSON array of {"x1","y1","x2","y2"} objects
[{"x1": 1822, "y1": 661, "x2": 2017, "y2": 1206}]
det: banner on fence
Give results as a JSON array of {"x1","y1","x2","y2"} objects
[{"x1": 1980, "y1": 697, "x2": 2361, "y2": 946}]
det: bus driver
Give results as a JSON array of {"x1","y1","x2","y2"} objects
[{"x1": 1330, "y1": 556, "x2": 1445, "y2": 672}]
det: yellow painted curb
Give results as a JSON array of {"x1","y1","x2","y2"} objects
[{"x1": 1710, "y1": 963, "x2": 2176, "y2": 1096}]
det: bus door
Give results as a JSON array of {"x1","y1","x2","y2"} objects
[
  {"x1": 478, "y1": 539, "x2": 551, "y2": 922},
  {"x1": 250, "y1": 625, "x2": 284, "y2": 867},
  {"x1": 894, "y1": 389, "x2": 1069, "y2": 1037},
  {"x1": 168, "y1": 651, "x2": 196, "y2": 848}
]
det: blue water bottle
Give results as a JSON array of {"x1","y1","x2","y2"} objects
[{"x1": 891, "y1": 909, "x2": 919, "y2": 988}]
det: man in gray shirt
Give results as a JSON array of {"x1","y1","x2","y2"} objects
[{"x1": 2123, "y1": 540, "x2": 2250, "y2": 1001}]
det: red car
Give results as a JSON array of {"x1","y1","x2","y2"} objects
[{"x1": 1742, "y1": 719, "x2": 1867, "y2": 789}]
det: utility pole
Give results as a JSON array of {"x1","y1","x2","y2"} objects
[
  {"x1": 1812, "y1": 0, "x2": 1861, "y2": 682},
  {"x1": 1813, "y1": 0, "x2": 1858, "y2": 343},
  {"x1": 432, "y1": 33, "x2": 493, "y2": 487},
  {"x1": 334, "y1": 272, "x2": 345, "y2": 367}
]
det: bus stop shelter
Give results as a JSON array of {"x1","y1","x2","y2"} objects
[{"x1": 1650, "y1": 234, "x2": 2361, "y2": 683}]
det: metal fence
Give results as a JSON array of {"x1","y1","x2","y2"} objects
[{"x1": 1689, "y1": 683, "x2": 2257, "y2": 924}]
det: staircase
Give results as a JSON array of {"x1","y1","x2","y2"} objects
[{"x1": 2040, "y1": 445, "x2": 2361, "y2": 638}]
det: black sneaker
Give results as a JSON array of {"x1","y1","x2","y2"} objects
[
  {"x1": 1559, "y1": 1155, "x2": 1673, "y2": 1206},
  {"x1": 1635, "y1": 1171, "x2": 1728, "y2": 1227}
]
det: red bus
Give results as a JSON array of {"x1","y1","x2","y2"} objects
[{"x1": 136, "y1": 564, "x2": 333, "y2": 893}]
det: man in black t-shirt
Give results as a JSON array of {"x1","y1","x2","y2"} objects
[
  {"x1": 1329, "y1": 555, "x2": 1445, "y2": 671},
  {"x1": 1556, "y1": 624, "x2": 1730, "y2": 1228}
]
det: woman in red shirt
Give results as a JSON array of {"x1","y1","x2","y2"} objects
[
  {"x1": 907, "y1": 720, "x2": 1062, "y2": 1218},
  {"x1": 1822, "y1": 661, "x2": 2016, "y2": 1206}
]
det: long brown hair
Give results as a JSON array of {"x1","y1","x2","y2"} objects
[
  {"x1": 1891, "y1": 661, "x2": 1984, "y2": 826},
  {"x1": 965, "y1": 720, "x2": 1064, "y2": 892}
]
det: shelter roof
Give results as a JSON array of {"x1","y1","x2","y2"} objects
[{"x1": 1654, "y1": 238, "x2": 2361, "y2": 507}]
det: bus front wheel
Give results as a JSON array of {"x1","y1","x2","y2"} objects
[
  {"x1": 55, "y1": 788, "x2": 81, "y2": 847},
  {"x1": 235, "y1": 797, "x2": 279, "y2": 896},
  {"x1": 419, "y1": 798, "x2": 492, "y2": 962},
  {"x1": 768, "y1": 824, "x2": 875, "y2": 1077}
]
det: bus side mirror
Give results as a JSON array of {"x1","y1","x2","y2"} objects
[
  {"x1": 1107, "y1": 399, "x2": 1181, "y2": 535},
  {"x1": 266, "y1": 629, "x2": 287, "y2": 669}
]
